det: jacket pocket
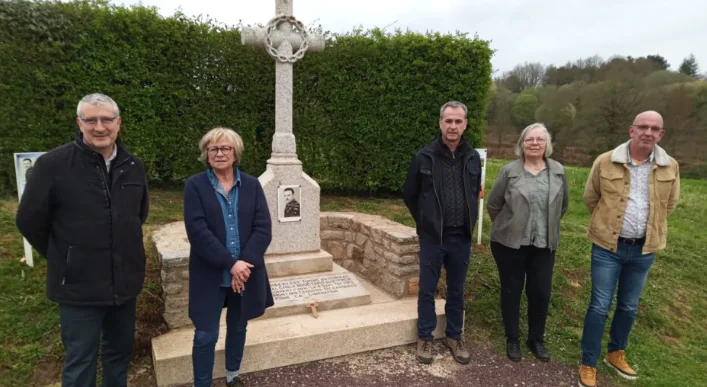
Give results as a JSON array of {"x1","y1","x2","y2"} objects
[
  {"x1": 655, "y1": 171, "x2": 676, "y2": 201},
  {"x1": 62, "y1": 246, "x2": 73, "y2": 285},
  {"x1": 419, "y1": 168, "x2": 434, "y2": 192},
  {"x1": 599, "y1": 169, "x2": 624, "y2": 196},
  {"x1": 118, "y1": 181, "x2": 144, "y2": 216}
]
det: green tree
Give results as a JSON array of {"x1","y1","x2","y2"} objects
[
  {"x1": 511, "y1": 93, "x2": 539, "y2": 129},
  {"x1": 486, "y1": 85, "x2": 516, "y2": 145},
  {"x1": 647, "y1": 54, "x2": 670, "y2": 70},
  {"x1": 678, "y1": 54, "x2": 700, "y2": 78}
]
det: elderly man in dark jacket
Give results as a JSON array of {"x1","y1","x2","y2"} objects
[
  {"x1": 403, "y1": 101, "x2": 482, "y2": 366},
  {"x1": 16, "y1": 93, "x2": 149, "y2": 387}
]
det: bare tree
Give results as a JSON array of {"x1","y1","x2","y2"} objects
[{"x1": 499, "y1": 61, "x2": 545, "y2": 92}]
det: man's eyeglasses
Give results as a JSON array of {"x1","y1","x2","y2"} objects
[
  {"x1": 524, "y1": 137, "x2": 547, "y2": 144},
  {"x1": 79, "y1": 116, "x2": 118, "y2": 126},
  {"x1": 632, "y1": 125, "x2": 663, "y2": 133},
  {"x1": 207, "y1": 146, "x2": 233, "y2": 156}
]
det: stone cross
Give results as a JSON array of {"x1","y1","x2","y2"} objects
[{"x1": 241, "y1": 0, "x2": 325, "y2": 158}]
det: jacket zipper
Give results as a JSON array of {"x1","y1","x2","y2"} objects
[
  {"x1": 431, "y1": 156, "x2": 444, "y2": 245},
  {"x1": 96, "y1": 161, "x2": 115, "y2": 302},
  {"x1": 463, "y1": 153, "x2": 474, "y2": 239},
  {"x1": 62, "y1": 246, "x2": 73, "y2": 285}
]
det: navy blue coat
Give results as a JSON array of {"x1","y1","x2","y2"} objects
[{"x1": 183, "y1": 171, "x2": 274, "y2": 328}]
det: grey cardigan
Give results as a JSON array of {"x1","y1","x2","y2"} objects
[{"x1": 487, "y1": 158, "x2": 569, "y2": 250}]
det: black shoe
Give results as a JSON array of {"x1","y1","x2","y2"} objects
[
  {"x1": 526, "y1": 339, "x2": 550, "y2": 362},
  {"x1": 226, "y1": 376, "x2": 246, "y2": 387},
  {"x1": 506, "y1": 339, "x2": 521, "y2": 362}
]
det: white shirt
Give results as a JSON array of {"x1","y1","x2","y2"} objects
[
  {"x1": 105, "y1": 144, "x2": 118, "y2": 172},
  {"x1": 620, "y1": 147, "x2": 654, "y2": 239}
]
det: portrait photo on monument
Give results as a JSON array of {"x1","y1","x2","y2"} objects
[
  {"x1": 278, "y1": 184, "x2": 301, "y2": 222},
  {"x1": 14, "y1": 152, "x2": 45, "y2": 197}
]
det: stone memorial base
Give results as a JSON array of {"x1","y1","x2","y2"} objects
[
  {"x1": 152, "y1": 212, "x2": 456, "y2": 387},
  {"x1": 264, "y1": 250, "x2": 333, "y2": 278},
  {"x1": 263, "y1": 264, "x2": 371, "y2": 319},
  {"x1": 152, "y1": 273, "x2": 446, "y2": 387}
]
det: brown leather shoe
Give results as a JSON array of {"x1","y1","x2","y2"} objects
[
  {"x1": 578, "y1": 365, "x2": 597, "y2": 387},
  {"x1": 416, "y1": 338, "x2": 433, "y2": 364},
  {"x1": 604, "y1": 350, "x2": 638, "y2": 380},
  {"x1": 443, "y1": 337, "x2": 470, "y2": 364}
]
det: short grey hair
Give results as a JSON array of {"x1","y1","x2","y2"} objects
[
  {"x1": 515, "y1": 123, "x2": 553, "y2": 158},
  {"x1": 198, "y1": 127, "x2": 245, "y2": 166},
  {"x1": 76, "y1": 93, "x2": 120, "y2": 117},
  {"x1": 439, "y1": 101, "x2": 468, "y2": 119}
]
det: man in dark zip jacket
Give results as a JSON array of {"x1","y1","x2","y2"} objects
[
  {"x1": 403, "y1": 101, "x2": 482, "y2": 365},
  {"x1": 16, "y1": 93, "x2": 149, "y2": 387}
]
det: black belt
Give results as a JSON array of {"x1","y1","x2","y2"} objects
[{"x1": 618, "y1": 236, "x2": 645, "y2": 245}]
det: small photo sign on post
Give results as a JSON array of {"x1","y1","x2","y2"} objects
[
  {"x1": 14, "y1": 151, "x2": 46, "y2": 267},
  {"x1": 475, "y1": 148, "x2": 487, "y2": 245}
]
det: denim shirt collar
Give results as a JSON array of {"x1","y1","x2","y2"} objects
[{"x1": 207, "y1": 166, "x2": 241, "y2": 190}]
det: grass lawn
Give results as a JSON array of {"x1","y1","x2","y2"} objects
[{"x1": 1, "y1": 159, "x2": 705, "y2": 386}]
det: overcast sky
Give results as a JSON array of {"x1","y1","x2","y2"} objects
[{"x1": 119, "y1": 0, "x2": 706, "y2": 75}]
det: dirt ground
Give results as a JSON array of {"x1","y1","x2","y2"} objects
[
  {"x1": 43, "y1": 339, "x2": 607, "y2": 387},
  {"x1": 31, "y1": 338, "x2": 617, "y2": 387}
]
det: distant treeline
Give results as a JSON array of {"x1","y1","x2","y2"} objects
[{"x1": 488, "y1": 55, "x2": 707, "y2": 177}]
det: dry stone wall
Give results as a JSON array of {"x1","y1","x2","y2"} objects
[{"x1": 320, "y1": 212, "x2": 420, "y2": 298}]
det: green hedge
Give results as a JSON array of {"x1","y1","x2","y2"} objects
[{"x1": 0, "y1": 0, "x2": 492, "y2": 195}]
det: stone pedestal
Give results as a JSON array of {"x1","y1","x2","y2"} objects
[{"x1": 259, "y1": 155, "x2": 321, "y2": 255}]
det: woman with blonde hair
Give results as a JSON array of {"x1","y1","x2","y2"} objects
[
  {"x1": 486, "y1": 123, "x2": 569, "y2": 363},
  {"x1": 184, "y1": 128, "x2": 273, "y2": 387}
]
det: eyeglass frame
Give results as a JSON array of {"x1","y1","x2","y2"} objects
[
  {"x1": 78, "y1": 116, "x2": 119, "y2": 127},
  {"x1": 523, "y1": 137, "x2": 547, "y2": 144},
  {"x1": 207, "y1": 146, "x2": 234, "y2": 156}
]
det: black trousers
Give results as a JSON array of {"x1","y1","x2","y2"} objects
[
  {"x1": 59, "y1": 298, "x2": 137, "y2": 387},
  {"x1": 491, "y1": 241, "x2": 555, "y2": 343}
]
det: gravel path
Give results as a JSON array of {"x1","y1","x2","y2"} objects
[{"x1": 206, "y1": 340, "x2": 582, "y2": 387}]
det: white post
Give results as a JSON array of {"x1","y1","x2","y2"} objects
[
  {"x1": 14, "y1": 152, "x2": 46, "y2": 267},
  {"x1": 476, "y1": 149, "x2": 487, "y2": 245}
]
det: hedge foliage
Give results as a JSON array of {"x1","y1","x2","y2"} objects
[{"x1": 0, "y1": 0, "x2": 493, "y2": 194}]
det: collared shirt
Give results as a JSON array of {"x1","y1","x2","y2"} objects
[
  {"x1": 520, "y1": 168, "x2": 550, "y2": 248},
  {"x1": 83, "y1": 139, "x2": 117, "y2": 171},
  {"x1": 207, "y1": 167, "x2": 241, "y2": 287},
  {"x1": 620, "y1": 145, "x2": 654, "y2": 239},
  {"x1": 105, "y1": 144, "x2": 117, "y2": 171}
]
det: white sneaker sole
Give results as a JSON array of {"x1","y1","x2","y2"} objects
[{"x1": 603, "y1": 358, "x2": 638, "y2": 380}]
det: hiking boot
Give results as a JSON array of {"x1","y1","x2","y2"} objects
[
  {"x1": 416, "y1": 338, "x2": 433, "y2": 364},
  {"x1": 506, "y1": 339, "x2": 521, "y2": 362},
  {"x1": 226, "y1": 376, "x2": 246, "y2": 387},
  {"x1": 443, "y1": 337, "x2": 471, "y2": 364},
  {"x1": 526, "y1": 339, "x2": 550, "y2": 362},
  {"x1": 604, "y1": 350, "x2": 638, "y2": 380},
  {"x1": 578, "y1": 365, "x2": 597, "y2": 387}
]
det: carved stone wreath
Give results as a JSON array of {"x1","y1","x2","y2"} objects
[{"x1": 265, "y1": 15, "x2": 310, "y2": 63}]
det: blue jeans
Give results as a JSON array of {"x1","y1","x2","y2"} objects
[
  {"x1": 581, "y1": 243, "x2": 655, "y2": 367},
  {"x1": 59, "y1": 298, "x2": 137, "y2": 387},
  {"x1": 193, "y1": 287, "x2": 248, "y2": 387},
  {"x1": 417, "y1": 234, "x2": 471, "y2": 341}
]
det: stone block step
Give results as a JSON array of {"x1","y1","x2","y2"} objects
[
  {"x1": 152, "y1": 297, "x2": 446, "y2": 387},
  {"x1": 264, "y1": 250, "x2": 333, "y2": 278},
  {"x1": 263, "y1": 265, "x2": 371, "y2": 319}
]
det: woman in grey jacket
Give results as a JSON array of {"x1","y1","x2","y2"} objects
[{"x1": 486, "y1": 123, "x2": 569, "y2": 363}]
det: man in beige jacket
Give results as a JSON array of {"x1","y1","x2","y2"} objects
[{"x1": 578, "y1": 111, "x2": 680, "y2": 387}]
